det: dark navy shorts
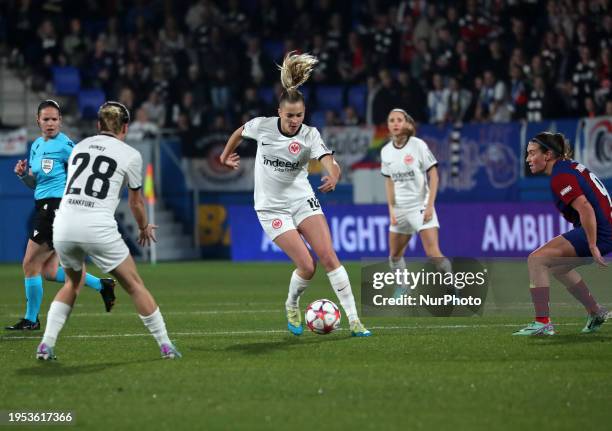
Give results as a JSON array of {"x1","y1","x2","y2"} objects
[{"x1": 562, "y1": 227, "x2": 612, "y2": 257}]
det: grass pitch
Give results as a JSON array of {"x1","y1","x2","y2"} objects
[{"x1": 1, "y1": 261, "x2": 611, "y2": 430}]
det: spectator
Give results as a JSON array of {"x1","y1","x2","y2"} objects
[
  {"x1": 431, "y1": 26, "x2": 454, "y2": 77},
  {"x1": 210, "y1": 69, "x2": 232, "y2": 114},
  {"x1": 447, "y1": 77, "x2": 472, "y2": 125},
  {"x1": 326, "y1": 13, "x2": 344, "y2": 52},
  {"x1": 103, "y1": 17, "x2": 121, "y2": 53},
  {"x1": 209, "y1": 114, "x2": 230, "y2": 134},
  {"x1": 484, "y1": 39, "x2": 507, "y2": 82},
  {"x1": 177, "y1": 112, "x2": 199, "y2": 157},
  {"x1": 372, "y1": 69, "x2": 399, "y2": 124},
  {"x1": 599, "y1": 15, "x2": 612, "y2": 49},
  {"x1": 413, "y1": 4, "x2": 444, "y2": 51},
  {"x1": 172, "y1": 90, "x2": 204, "y2": 129},
  {"x1": 476, "y1": 70, "x2": 509, "y2": 123},
  {"x1": 397, "y1": 70, "x2": 427, "y2": 123},
  {"x1": 508, "y1": 65, "x2": 528, "y2": 120},
  {"x1": 254, "y1": 0, "x2": 280, "y2": 38},
  {"x1": 427, "y1": 73, "x2": 450, "y2": 125},
  {"x1": 572, "y1": 45, "x2": 597, "y2": 111},
  {"x1": 239, "y1": 87, "x2": 267, "y2": 119},
  {"x1": 178, "y1": 64, "x2": 209, "y2": 111},
  {"x1": 127, "y1": 107, "x2": 160, "y2": 141},
  {"x1": 453, "y1": 39, "x2": 473, "y2": 85},
  {"x1": 605, "y1": 99, "x2": 612, "y2": 116},
  {"x1": 506, "y1": 18, "x2": 531, "y2": 58},
  {"x1": 459, "y1": 0, "x2": 491, "y2": 48},
  {"x1": 325, "y1": 110, "x2": 342, "y2": 127},
  {"x1": 410, "y1": 38, "x2": 431, "y2": 83},
  {"x1": 583, "y1": 96, "x2": 598, "y2": 118},
  {"x1": 118, "y1": 87, "x2": 136, "y2": 115},
  {"x1": 526, "y1": 76, "x2": 554, "y2": 122},
  {"x1": 311, "y1": 34, "x2": 334, "y2": 83},
  {"x1": 369, "y1": 14, "x2": 397, "y2": 68},
  {"x1": 85, "y1": 37, "x2": 116, "y2": 96},
  {"x1": 141, "y1": 90, "x2": 167, "y2": 128},
  {"x1": 62, "y1": 18, "x2": 89, "y2": 69},
  {"x1": 343, "y1": 106, "x2": 361, "y2": 126},
  {"x1": 337, "y1": 32, "x2": 366, "y2": 83},
  {"x1": 595, "y1": 46, "x2": 611, "y2": 106},
  {"x1": 398, "y1": 13, "x2": 415, "y2": 66},
  {"x1": 243, "y1": 37, "x2": 273, "y2": 86},
  {"x1": 554, "y1": 33, "x2": 574, "y2": 84}
]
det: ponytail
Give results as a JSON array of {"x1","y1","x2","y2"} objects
[{"x1": 278, "y1": 51, "x2": 318, "y2": 105}]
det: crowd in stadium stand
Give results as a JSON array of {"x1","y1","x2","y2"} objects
[{"x1": 1, "y1": 0, "x2": 611, "y2": 147}]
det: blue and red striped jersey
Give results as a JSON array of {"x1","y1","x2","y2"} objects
[{"x1": 550, "y1": 160, "x2": 612, "y2": 237}]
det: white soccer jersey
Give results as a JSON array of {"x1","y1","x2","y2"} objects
[
  {"x1": 380, "y1": 137, "x2": 438, "y2": 210},
  {"x1": 54, "y1": 134, "x2": 143, "y2": 243},
  {"x1": 242, "y1": 117, "x2": 333, "y2": 211}
]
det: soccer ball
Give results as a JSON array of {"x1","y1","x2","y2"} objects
[{"x1": 305, "y1": 299, "x2": 341, "y2": 334}]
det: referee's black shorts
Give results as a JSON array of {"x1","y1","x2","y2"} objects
[{"x1": 29, "y1": 198, "x2": 62, "y2": 249}]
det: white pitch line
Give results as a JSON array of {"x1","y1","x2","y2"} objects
[
  {"x1": 0, "y1": 322, "x2": 583, "y2": 341},
  {"x1": 5, "y1": 309, "x2": 280, "y2": 318}
]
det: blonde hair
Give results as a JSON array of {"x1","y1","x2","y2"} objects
[
  {"x1": 388, "y1": 108, "x2": 417, "y2": 140},
  {"x1": 278, "y1": 51, "x2": 318, "y2": 104},
  {"x1": 98, "y1": 102, "x2": 130, "y2": 134}
]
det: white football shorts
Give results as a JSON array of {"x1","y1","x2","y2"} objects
[
  {"x1": 55, "y1": 238, "x2": 130, "y2": 273},
  {"x1": 389, "y1": 206, "x2": 440, "y2": 235},
  {"x1": 257, "y1": 197, "x2": 324, "y2": 241}
]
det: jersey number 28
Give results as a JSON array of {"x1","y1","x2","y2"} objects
[{"x1": 66, "y1": 154, "x2": 117, "y2": 200}]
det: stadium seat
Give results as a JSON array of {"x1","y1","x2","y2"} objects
[
  {"x1": 315, "y1": 85, "x2": 344, "y2": 111},
  {"x1": 78, "y1": 89, "x2": 106, "y2": 119},
  {"x1": 347, "y1": 85, "x2": 367, "y2": 117},
  {"x1": 262, "y1": 40, "x2": 284, "y2": 62},
  {"x1": 258, "y1": 86, "x2": 310, "y2": 106},
  {"x1": 300, "y1": 86, "x2": 311, "y2": 104},
  {"x1": 309, "y1": 110, "x2": 327, "y2": 130},
  {"x1": 258, "y1": 87, "x2": 275, "y2": 105},
  {"x1": 52, "y1": 66, "x2": 81, "y2": 96}
]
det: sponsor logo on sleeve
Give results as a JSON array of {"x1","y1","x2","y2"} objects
[{"x1": 560, "y1": 185, "x2": 573, "y2": 196}]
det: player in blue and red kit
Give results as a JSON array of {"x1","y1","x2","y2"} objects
[
  {"x1": 5, "y1": 100, "x2": 116, "y2": 331},
  {"x1": 514, "y1": 132, "x2": 611, "y2": 336}
]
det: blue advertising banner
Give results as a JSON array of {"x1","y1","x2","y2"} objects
[
  {"x1": 228, "y1": 203, "x2": 574, "y2": 261},
  {"x1": 417, "y1": 123, "x2": 522, "y2": 202}
]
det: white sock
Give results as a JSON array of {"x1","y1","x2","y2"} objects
[
  {"x1": 327, "y1": 265, "x2": 358, "y2": 323},
  {"x1": 139, "y1": 307, "x2": 171, "y2": 347},
  {"x1": 389, "y1": 257, "x2": 407, "y2": 289},
  {"x1": 435, "y1": 257, "x2": 452, "y2": 274},
  {"x1": 389, "y1": 256, "x2": 406, "y2": 271},
  {"x1": 41, "y1": 301, "x2": 72, "y2": 348},
  {"x1": 286, "y1": 270, "x2": 310, "y2": 308}
]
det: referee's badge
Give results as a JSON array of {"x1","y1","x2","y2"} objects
[{"x1": 41, "y1": 158, "x2": 54, "y2": 174}]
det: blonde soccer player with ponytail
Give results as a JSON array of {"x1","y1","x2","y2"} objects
[
  {"x1": 220, "y1": 52, "x2": 371, "y2": 337},
  {"x1": 381, "y1": 109, "x2": 451, "y2": 297}
]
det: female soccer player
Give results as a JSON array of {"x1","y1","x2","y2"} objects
[
  {"x1": 6, "y1": 100, "x2": 115, "y2": 331},
  {"x1": 219, "y1": 52, "x2": 371, "y2": 337},
  {"x1": 514, "y1": 132, "x2": 611, "y2": 336},
  {"x1": 37, "y1": 101, "x2": 180, "y2": 360},
  {"x1": 381, "y1": 109, "x2": 451, "y2": 296}
]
